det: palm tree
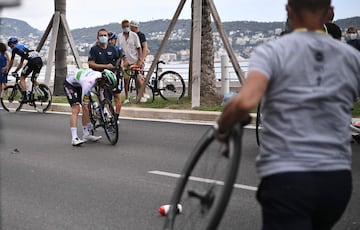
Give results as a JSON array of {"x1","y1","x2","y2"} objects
[
  {"x1": 53, "y1": 0, "x2": 67, "y2": 96},
  {"x1": 200, "y1": 0, "x2": 217, "y2": 98}
]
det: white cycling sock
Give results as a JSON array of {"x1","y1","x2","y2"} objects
[
  {"x1": 71, "y1": 127, "x2": 78, "y2": 140},
  {"x1": 82, "y1": 125, "x2": 90, "y2": 137}
]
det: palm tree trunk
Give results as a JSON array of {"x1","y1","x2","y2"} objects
[
  {"x1": 200, "y1": 0, "x2": 216, "y2": 97},
  {"x1": 53, "y1": 0, "x2": 67, "y2": 96}
]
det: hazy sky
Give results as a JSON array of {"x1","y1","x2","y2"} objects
[{"x1": 1, "y1": 0, "x2": 359, "y2": 30}]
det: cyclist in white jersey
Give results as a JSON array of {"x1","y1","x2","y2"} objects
[
  {"x1": 63, "y1": 68, "x2": 117, "y2": 146},
  {"x1": 217, "y1": 0, "x2": 360, "y2": 229}
]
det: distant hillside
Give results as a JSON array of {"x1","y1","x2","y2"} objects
[
  {"x1": 0, "y1": 17, "x2": 42, "y2": 38},
  {"x1": 334, "y1": 16, "x2": 360, "y2": 31},
  {"x1": 2, "y1": 17, "x2": 360, "y2": 43},
  {"x1": 71, "y1": 19, "x2": 287, "y2": 43},
  {"x1": 1, "y1": 17, "x2": 360, "y2": 54}
]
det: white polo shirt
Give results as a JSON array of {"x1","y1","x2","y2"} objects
[{"x1": 117, "y1": 31, "x2": 141, "y2": 64}]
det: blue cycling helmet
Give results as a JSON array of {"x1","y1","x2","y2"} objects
[
  {"x1": 108, "y1": 32, "x2": 117, "y2": 40},
  {"x1": 8, "y1": 37, "x2": 18, "y2": 46}
]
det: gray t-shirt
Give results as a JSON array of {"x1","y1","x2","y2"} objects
[{"x1": 249, "y1": 31, "x2": 360, "y2": 178}]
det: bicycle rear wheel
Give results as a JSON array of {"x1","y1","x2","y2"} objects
[
  {"x1": 163, "y1": 123, "x2": 244, "y2": 230},
  {"x1": 0, "y1": 85, "x2": 23, "y2": 112},
  {"x1": 101, "y1": 98, "x2": 118, "y2": 145},
  {"x1": 33, "y1": 84, "x2": 52, "y2": 112},
  {"x1": 158, "y1": 71, "x2": 185, "y2": 101}
]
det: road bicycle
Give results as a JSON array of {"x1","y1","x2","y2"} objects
[
  {"x1": 127, "y1": 60, "x2": 185, "y2": 102},
  {"x1": 0, "y1": 72, "x2": 52, "y2": 112},
  {"x1": 88, "y1": 87, "x2": 118, "y2": 145},
  {"x1": 162, "y1": 116, "x2": 251, "y2": 230},
  {"x1": 255, "y1": 101, "x2": 262, "y2": 146}
]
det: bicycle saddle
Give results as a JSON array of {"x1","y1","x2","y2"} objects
[{"x1": 130, "y1": 65, "x2": 141, "y2": 71}]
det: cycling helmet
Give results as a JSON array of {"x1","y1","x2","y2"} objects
[
  {"x1": 7, "y1": 37, "x2": 18, "y2": 46},
  {"x1": 102, "y1": 69, "x2": 117, "y2": 88},
  {"x1": 108, "y1": 32, "x2": 118, "y2": 40}
]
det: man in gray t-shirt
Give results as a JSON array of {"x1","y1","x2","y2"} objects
[{"x1": 217, "y1": 0, "x2": 360, "y2": 229}]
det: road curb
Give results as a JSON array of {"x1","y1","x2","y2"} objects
[{"x1": 49, "y1": 103, "x2": 258, "y2": 123}]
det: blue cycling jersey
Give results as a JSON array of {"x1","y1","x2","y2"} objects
[{"x1": 11, "y1": 44, "x2": 40, "y2": 60}]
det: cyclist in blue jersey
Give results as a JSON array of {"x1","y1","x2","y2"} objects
[{"x1": 7, "y1": 37, "x2": 43, "y2": 102}]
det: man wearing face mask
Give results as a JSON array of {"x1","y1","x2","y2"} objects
[
  {"x1": 117, "y1": 19, "x2": 144, "y2": 104},
  {"x1": 346, "y1": 26, "x2": 360, "y2": 51},
  {"x1": 88, "y1": 28, "x2": 122, "y2": 118}
]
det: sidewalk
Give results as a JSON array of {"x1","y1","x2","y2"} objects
[{"x1": 50, "y1": 103, "x2": 223, "y2": 123}]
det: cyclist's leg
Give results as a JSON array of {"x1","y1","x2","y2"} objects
[
  {"x1": 19, "y1": 63, "x2": 32, "y2": 101},
  {"x1": 81, "y1": 94, "x2": 101, "y2": 142},
  {"x1": 31, "y1": 57, "x2": 43, "y2": 86},
  {"x1": 64, "y1": 81, "x2": 84, "y2": 145}
]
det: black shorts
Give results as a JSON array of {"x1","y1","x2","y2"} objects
[
  {"x1": 256, "y1": 170, "x2": 352, "y2": 230},
  {"x1": 21, "y1": 57, "x2": 43, "y2": 78},
  {"x1": 113, "y1": 72, "x2": 123, "y2": 94},
  {"x1": 63, "y1": 80, "x2": 82, "y2": 106}
]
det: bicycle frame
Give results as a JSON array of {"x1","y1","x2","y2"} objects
[
  {"x1": 127, "y1": 60, "x2": 185, "y2": 103},
  {"x1": 88, "y1": 85, "x2": 119, "y2": 145},
  {"x1": 1, "y1": 72, "x2": 52, "y2": 112}
]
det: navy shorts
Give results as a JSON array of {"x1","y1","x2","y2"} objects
[{"x1": 256, "y1": 170, "x2": 352, "y2": 230}]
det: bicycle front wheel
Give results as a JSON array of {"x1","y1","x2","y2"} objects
[
  {"x1": 163, "y1": 123, "x2": 244, "y2": 230},
  {"x1": 0, "y1": 85, "x2": 23, "y2": 112},
  {"x1": 100, "y1": 98, "x2": 118, "y2": 145},
  {"x1": 33, "y1": 84, "x2": 52, "y2": 112},
  {"x1": 158, "y1": 71, "x2": 185, "y2": 101}
]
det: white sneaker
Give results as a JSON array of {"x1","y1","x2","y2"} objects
[
  {"x1": 72, "y1": 137, "x2": 85, "y2": 146},
  {"x1": 123, "y1": 99, "x2": 130, "y2": 104},
  {"x1": 140, "y1": 97, "x2": 147, "y2": 103},
  {"x1": 144, "y1": 93, "x2": 150, "y2": 99},
  {"x1": 83, "y1": 134, "x2": 102, "y2": 142}
]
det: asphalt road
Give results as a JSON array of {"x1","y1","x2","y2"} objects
[{"x1": 0, "y1": 111, "x2": 359, "y2": 230}]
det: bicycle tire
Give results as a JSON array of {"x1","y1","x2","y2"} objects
[
  {"x1": 163, "y1": 122, "x2": 244, "y2": 230},
  {"x1": 100, "y1": 98, "x2": 118, "y2": 145},
  {"x1": 89, "y1": 102, "x2": 98, "y2": 135},
  {"x1": 158, "y1": 71, "x2": 185, "y2": 101},
  {"x1": 33, "y1": 84, "x2": 52, "y2": 112},
  {"x1": 255, "y1": 102, "x2": 262, "y2": 146},
  {"x1": 0, "y1": 85, "x2": 23, "y2": 112}
]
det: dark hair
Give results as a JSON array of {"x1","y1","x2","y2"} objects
[
  {"x1": 325, "y1": 23, "x2": 342, "y2": 40},
  {"x1": 288, "y1": 0, "x2": 331, "y2": 11},
  {"x1": 97, "y1": 28, "x2": 108, "y2": 37},
  {"x1": 0, "y1": 42, "x2": 7, "y2": 52}
]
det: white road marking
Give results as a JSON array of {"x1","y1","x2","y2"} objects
[{"x1": 148, "y1": 170, "x2": 257, "y2": 191}]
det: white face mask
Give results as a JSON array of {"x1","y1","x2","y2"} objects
[
  {"x1": 348, "y1": 33, "x2": 358, "y2": 40},
  {"x1": 99, "y1": 35, "x2": 108, "y2": 44},
  {"x1": 122, "y1": 27, "x2": 130, "y2": 33}
]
